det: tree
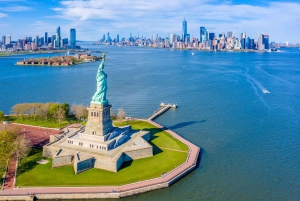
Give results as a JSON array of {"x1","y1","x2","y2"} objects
[
  {"x1": 61, "y1": 102, "x2": 70, "y2": 117},
  {"x1": 71, "y1": 104, "x2": 87, "y2": 123},
  {"x1": 24, "y1": 103, "x2": 32, "y2": 120},
  {"x1": 0, "y1": 110, "x2": 4, "y2": 121},
  {"x1": 41, "y1": 102, "x2": 53, "y2": 122},
  {"x1": 11, "y1": 104, "x2": 22, "y2": 119},
  {"x1": 14, "y1": 134, "x2": 31, "y2": 163},
  {"x1": 0, "y1": 127, "x2": 18, "y2": 170},
  {"x1": 32, "y1": 103, "x2": 42, "y2": 121},
  {"x1": 53, "y1": 107, "x2": 66, "y2": 125},
  {"x1": 117, "y1": 108, "x2": 126, "y2": 121},
  {"x1": 49, "y1": 103, "x2": 61, "y2": 115},
  {"x1": 110, "y1": 108, "x2": 115, "y2": 118},
  {"x1": 19, "y1": 103, "x2": 28, "y2": 121}
]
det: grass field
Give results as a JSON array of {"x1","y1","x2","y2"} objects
[
  {"x1": 7, "y1": 116, "x2": 70, "y2": 129},
  {"x1": 114, "y1": 120, "x2": 189, "y2": 151},
  {"x1": 16, "y1": 120, "x2": 189, "y2": 186}
]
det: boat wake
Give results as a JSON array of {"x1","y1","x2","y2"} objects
[
  {"x1": 255, "y1": 66, "x2": 294, "y2": 86},
  {"x1": 246, "y1": 75, "x2": 270, "y2": 94}
]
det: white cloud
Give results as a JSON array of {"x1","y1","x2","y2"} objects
[
  {"x1": 4, "y1": 6, "x2": 32, "y2": 12},
  {"x1": 0, "y1": 13, "x2": 7, "y2": 18},
  {"x1": 0, "y1": 0, "x2": 25, "y2": 1},
  {"x1": 51, "y1": 0, "x2": 300, "y2": 42}
]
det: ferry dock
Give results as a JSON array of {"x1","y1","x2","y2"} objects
[{"x1": 148, "y1": 103, "x2": 177, "y2": 120}]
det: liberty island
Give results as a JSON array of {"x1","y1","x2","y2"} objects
[{"x1": 43, "y1": 54, "x2": 155, "y2": 173}]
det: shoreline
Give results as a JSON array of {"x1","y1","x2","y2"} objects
[{"x1": 0, "y1": 50, "x2": 68, "y2": 57}]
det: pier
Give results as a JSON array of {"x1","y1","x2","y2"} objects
[{"x1": 148, "y1": 103, "x2": 177, "y2": 120}]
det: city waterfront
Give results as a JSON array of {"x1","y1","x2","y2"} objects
[{"x1": 0, "y1": 45, "x2": 300, "y2": 200}]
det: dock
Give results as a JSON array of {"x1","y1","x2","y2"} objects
[{"x1": 148, "y1": 103, "x2": 177, "y2": 120}]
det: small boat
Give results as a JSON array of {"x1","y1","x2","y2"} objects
[
  {"x1": 262, "y1": 89, "x2": 270, "y2": 94},
  {"x1": 171, "y1": 103, "x2": 177, "y2": 108},
  {"x1": 192, "y1": 52, "x2": 194, "y2": 55}
]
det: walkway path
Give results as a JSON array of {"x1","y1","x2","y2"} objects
[
  {"x1": 2, "y1": 155, "x2": 17, "y2": 190},
  {"x1": 0, "y1": 119, "x2": 200, "y2": 199}
]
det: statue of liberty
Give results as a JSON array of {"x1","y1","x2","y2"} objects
[{"x1": 91, "y1": 53, "x2": 109, "y2": 105}]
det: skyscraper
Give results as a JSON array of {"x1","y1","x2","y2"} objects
[
  {"x1": 2, "y1": 36, "x2": 5, "y2": 45},
  {"x1": 245, "y1": 37, "x2": 250, "y2": 49},
  {"x1": 209, "y1": 32, "x2": 215, "y2": 41},
  {"x1": 36, "y1": 35, "x2": 39, "y2": 46},
  {"x1": 45, "y1": 32, "x2": 48, "y2": 44},
  {"x1": 200, "y1": 27, "x2": 206, "y2": 43},
  {"x1": 5, "y1": 35, "x2": 11, "y2": 45},
  {"x1": 70, "y1": 28, "x2": 76, "y2": 49},
  {"x1": 182, "y1": 18, "x2": 187, "y2": 42},
  {"x1": 107, "y1": 32, "x2": 111, "y2": 43},
  {"x1": 169, "y1": 33, "x2": 175, "y2": 45},
  {"x1": 56, "y1": 26, "x2": 60, "y2": 37},
  {"x1": 116, "y1": 34, "x2": 119, "y2": 42},
  {"x1": 258, "y1": 34, "x2": 269, "y2": 50},
  {"x1": 227, "y1": 31, "x2": 233, "y2": 38},
  {"x1": 56, "y1": 26, "x2": 61, "y2": 47},
  {"x1": 41, "y1": 37, "x2": 44, "y2": 46},
  {"x1": 52, "y1": 35, "x2": 56, "y2": 47},
  {"x1": 263, "y1": 34, "x2": 269, "y2": 49},
  {"x1": 241, "y1": 32, "x2": 246, "y2": 39}
]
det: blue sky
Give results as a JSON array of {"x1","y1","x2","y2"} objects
[{"x1": 0, "y1": 0, "x2": 299, "y2": 43}]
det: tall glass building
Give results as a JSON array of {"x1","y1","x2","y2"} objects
[
  {"x1": 182, "y1": 18, "x2": 187, "y2": 42},
  {"x1": 70, "y1": 28, "x2": 76, "y2": 49},
  {"x1": 56, "y1": 26, "x2": 61, "y2": 47},
  {"x1": 45, "y1": 32, "x2": 48, "y2": 44},
  {"x1": 2, "y1": 36, "x2": 5, "y2": 45},
  {"x1": 200, "y1": 27, "x2": 206, "y2": 43},
  {"x1": 263, "y1": 34, "x2": 269, "y2": 49},
  {"x1": 258, "y1": 34, "x2": 269, "y2": 50}
]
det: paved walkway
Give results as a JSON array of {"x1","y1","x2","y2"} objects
[
  {"x1": 0, "y1": 119, "x2": 200, "y2": 198},
  {"x1": 2, "y1": 155, "x2": 17, "y2": 190}
]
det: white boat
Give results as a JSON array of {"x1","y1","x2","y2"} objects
[
  {"x1": 160, "y1": 102, "x2": 166, "y2": 107},
  {"x1": 171, "y1": 104, "x2": 177, "y2": 108},
  {"x1": 192, "y1": 52, "x2": 194, "y2": 55},
  {"x1": 262, "y1": 89, "x2": 270, "y2": 94}
]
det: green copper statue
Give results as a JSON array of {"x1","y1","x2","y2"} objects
[{"x1": 91, "y1": 53, "x2": 109, "y2": 105}]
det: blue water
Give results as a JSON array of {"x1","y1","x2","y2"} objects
[{"x1": 1, "y1": 46, "x2": 300, "y2": 200}]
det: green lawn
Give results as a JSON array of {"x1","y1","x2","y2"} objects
[
  {"x1": 7, "y1": 116, "x2": 69, "y2": 129},
  {"x1": 114, "y1": 120, "x2": 189, "y2": 151},
  {"x1": 16, "y1": 120, "x2": 189, "y2": 186}
]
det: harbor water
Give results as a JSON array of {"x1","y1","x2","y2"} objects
[{"x1": 0, "y1": 45, "x2": 299, "y2": 200}]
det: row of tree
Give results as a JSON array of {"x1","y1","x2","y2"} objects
[
  {"x1": 0, "y1": 125, "x2": 31, "y2": 170},
  {"x1": 9, "y1": 102, "x2": 127, "y2": 124},
  {"x1": 11, "y1": 102, "x2": 71, "y2": 124}
]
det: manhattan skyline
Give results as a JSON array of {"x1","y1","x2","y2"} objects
[{"x1": 0, "y1": 0, "x2": 299, "y2": 43}]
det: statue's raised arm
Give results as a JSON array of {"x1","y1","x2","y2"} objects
[
  {"x1": 98, "y1": 53, "x2": 106, "y2": 71},
  {"x1": 91, "y1": 53, "x2": 108, "y2": 106}
]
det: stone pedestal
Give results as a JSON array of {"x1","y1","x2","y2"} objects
[{"x1": 84, "y1": 103, "x2": 113, "y2": 140}]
